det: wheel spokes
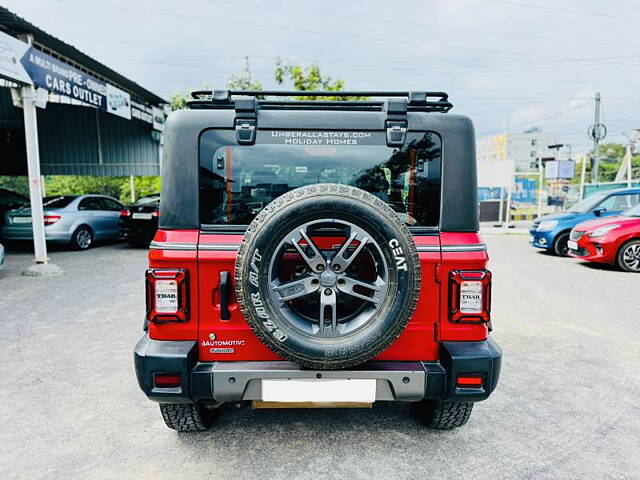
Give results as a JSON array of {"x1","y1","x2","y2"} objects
[
  {"x1": 290, "y1": 228, "x2": 326, "y2": 272},
  {"x1": 336, "y1": 276, "x2": 384, "y2": 304},
  {"x1": 331, "y1": 230, "x2": 369, "y2": 273},
  {"x1": 272, "y1": 276, "x2": 320, "y2": 302},
  {"x1": 319, "y1": 288, "x2": 337, "y2": 334}
]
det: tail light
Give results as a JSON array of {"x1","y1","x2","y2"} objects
[
  {"x1": 120, "y1": 208, "x2": 131, "y2": 217},
  {"x1": 152, "y1": 210, "x2": 160, "y2": 218},
  {"x1": 449, "y1": 270, "x2": 491, "y2": 323},
  {"x1": 154, "y1": 373, "x2": 181, "y2": 388},
  {"x1": 43, "y1": 215, "x2": 61, "y2": 225},
  {"x1": 456, "y1": 374, "x2": 483, "y2": 389},
  {"x1": 145, "y1": 269, "x2": 189, "y2": 322}
]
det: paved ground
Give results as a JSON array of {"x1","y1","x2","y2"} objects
[{"x1": 1, "y1": 236, "x2": 638, "y2": 480}]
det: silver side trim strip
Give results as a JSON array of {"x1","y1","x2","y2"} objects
[
  {"x1": 149, "y1": 241, "x2": 197, "y2": 251},
  {"x1": 442, "y1": 244, "x2": 487, "y2": 252},
  {"x1": 198, "y1": 244, "x2": 240, "y2": 251},
  {"x1": 416, "y1": 245, "x2": 440, "y2": 252},
  {"x1": 150, "y1": 242, "x2": 485, "y2": 253}
]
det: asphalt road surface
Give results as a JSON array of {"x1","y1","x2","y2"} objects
[{"x1": 1, "y1": 235, "x2": 638, "y2": 480}]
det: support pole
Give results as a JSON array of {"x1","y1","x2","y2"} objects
[
  {"x1": 592, "y1": 92, "x2": 601, "y2": 183},
  {"x1": 496, "y1": 186, "x2": 505, "y2": 226},
  {"x1": 579, "y1": 155, "x2": 587, "y2": 200},
  {"x1": 505, "y1": 174, "x2": 514, "y2": 228},
  {"x1": 129, "y1": 174, "x2": 136, "y2": 203},
  {"x1": 21, "y1": 82, "x2": 48, "y2": 264},
  {"x1": 627, "y1": 144, "x2": 633, "y2": 188},
  {"x1": 537, "y1": 160, "x2": 544, "y2": 219}
]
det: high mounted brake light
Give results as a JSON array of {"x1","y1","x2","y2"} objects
[
  {"x1": 449, "y1": 270, "x2": 491, "y2": 324},
  {"x1": 145, "y1": 269, "x2": 189, "y2": 322}
]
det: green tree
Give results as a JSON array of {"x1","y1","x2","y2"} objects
[
  {"x1": 120, "y1": 176, "x2": 161, "y2": 203},
  {"x1": 274, "y1": 59, "x2": 367, "y2": 100},
  {"x1": 228, "y1": 57, "x2": 263, "y2": 92},
  {"x1": 44, "y1": 175, "x2": 124, "y2": 199},
  {"x1": 170, "y1": 83, "x2": 214, "y2": 111},
  {"x1": 0, "y1": 176, "x2": 29, "y2": 196},
  {"x1": 577, "y1": 143, "x2": 640, "y2": 183}
]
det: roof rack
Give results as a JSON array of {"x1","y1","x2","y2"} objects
[
  {"x1": 187, "y1": 90, "x2": 453, "y2": 146},
  {"x1": 187, "y1": 90, "x2": 453, "y2": 113}
]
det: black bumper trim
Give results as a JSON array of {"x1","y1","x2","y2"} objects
[{"x1": 134, "y1": 335, "x2": 502, "y2": 404}]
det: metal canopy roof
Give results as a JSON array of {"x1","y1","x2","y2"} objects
[{"x1": 0, "y1": 5, "x2": 167, "y2": 106}]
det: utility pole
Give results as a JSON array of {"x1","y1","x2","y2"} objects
[
  {"x1": 244, "y1": 56, "x2": 251, "y2": 86},
  {"x1": 592, "y1": 92, "x2": 601, "y2": 183}
]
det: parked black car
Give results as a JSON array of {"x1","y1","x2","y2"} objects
[{"x1": 119, "y1": 194, "x2": 160, "y2": 246}]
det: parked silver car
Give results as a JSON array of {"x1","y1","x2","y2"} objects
[{"x1": 2, "y1": 195, "x2": 124, "y2": 250}]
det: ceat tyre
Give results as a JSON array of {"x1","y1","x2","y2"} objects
[{"x1": 234, "y1": 184, "x2": 421, "y2": 370}]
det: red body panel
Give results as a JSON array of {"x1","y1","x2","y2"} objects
[
  {"x1": 570, "y1": 216, "x2": 640, "y2": 265},
  {"x1": 438, "y1": 233, "x2": 489, "y2": 342},
  {"x1": 148, "y1": 229, "x2": 490, "y2": 362},
  {"x1": 148, "y1": 230, "x2": 199, "y2": 341}
]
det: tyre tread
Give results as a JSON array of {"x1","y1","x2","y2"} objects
[
  {"x1": 159, "y1": 403, "x2": 213, "y2": 432},
  {"x1": 418, "y1": 400, "x2": 474, "y2": 430}
]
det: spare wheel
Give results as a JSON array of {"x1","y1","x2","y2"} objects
[{"x1": 234, "y1": 184, "x2": 421, "y2": 369}]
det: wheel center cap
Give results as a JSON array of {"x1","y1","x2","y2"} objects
[{"x1": 320, "y1": 270, "x2": 337, "y2": 287}]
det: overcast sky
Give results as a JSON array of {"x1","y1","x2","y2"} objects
[{"x1": 3, "y1": 0, "x2": 640, "y2": 154}]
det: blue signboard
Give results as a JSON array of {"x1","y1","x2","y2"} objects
[{"x1": 19, "y1": 47, "x2": 135, "y2": 120}]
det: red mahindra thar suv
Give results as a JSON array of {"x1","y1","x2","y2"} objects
[{"x1": 134, "y1": 90, "x2": 502, "y2": 431}]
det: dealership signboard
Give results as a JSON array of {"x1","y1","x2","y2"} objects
[
  {"x1": 0, "y1": 31, "x2": 32, "y2": 84},
  {"x1": 0, "y1": 31, "x2": 162, "y2": 124}
]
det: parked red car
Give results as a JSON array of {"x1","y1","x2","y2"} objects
[{"x1": 568, "y1": 203, "x2": 640, "y2": 272}]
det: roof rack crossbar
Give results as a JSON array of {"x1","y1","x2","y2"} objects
[{"x1": 187, "y1": 90, "x2": 452, "y2": 113}]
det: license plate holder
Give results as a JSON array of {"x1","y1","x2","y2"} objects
[{"x1": 261, "y1": 379, "x2": 376, "y2": 403}]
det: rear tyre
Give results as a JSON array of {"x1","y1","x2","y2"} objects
[
  {"x1": 159, "y1": 403, "x2": 216, "y2": 432},
  {"x1": 616, "y1": 239, "x2": 640, "y2": 272},
  {"x1": 416, "y1": 400, "x2": 474, "y2": 429},
  {"x1": 552, "y1": 231, "x2": 570, "y2": 257},
  {"x1": 70, "y1": 225, "x2": 93, "y2": 250}
]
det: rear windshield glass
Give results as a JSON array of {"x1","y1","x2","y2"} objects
[
  {"x1": 43, "y1": 196, "x2": 76, "y2": 209},
  {"x1": 199, "y1": 130, "x2": 441, "y2": 227},
  {"x1": 134, "y1": 195, "x2": 160, "y2": 206}
]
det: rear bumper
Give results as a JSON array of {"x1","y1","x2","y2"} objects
[
  {"x1": 134, "y1": 335, "x2": 502, "y2": 404},
  {"x1": 1, "y1": 225, "x2": 71, "y2": 242}
]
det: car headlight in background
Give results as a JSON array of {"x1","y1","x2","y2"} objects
[
  {"x1": 589, "y1": 224, "x2": 620, "y2": 238},
  {"x1": 537, "y1": 220, "x2": 558, "y2": 232}
]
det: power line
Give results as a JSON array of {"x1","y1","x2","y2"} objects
[
  {"x1": 222, "y1": 0, "x2": 640, "y2": 52},
  {"x1": 484, "y1": 0, "x2": 640, "y2": 21},
  {"x1": 55, "y1": 0, "x2": 627, "y2": 61}
]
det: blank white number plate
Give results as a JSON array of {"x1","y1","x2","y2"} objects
[
  {"x1": 13, "y1": 216, "x2": 32, "y2": 224},
  {"x1": 132, "y1": 212, "x2": 153, "y2": 220},
  {"x1": 261, "y1": 379, "x2": 376, "y2": 403}
]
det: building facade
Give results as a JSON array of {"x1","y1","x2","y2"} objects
[{"x1": 476, "y1": 128, "x2": 560, "y2": 172}]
